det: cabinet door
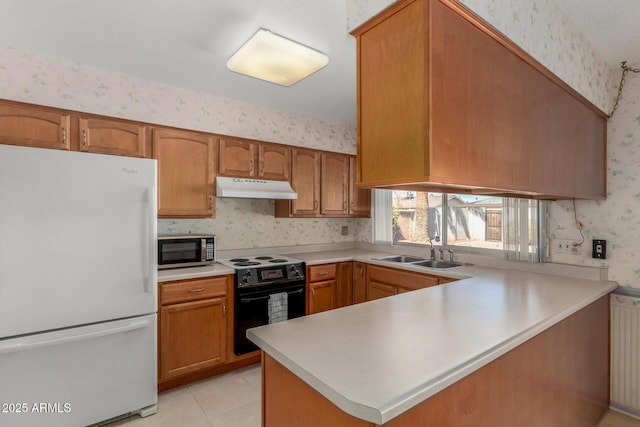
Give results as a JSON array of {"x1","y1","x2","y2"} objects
[
  {"x1": 159, "y1": 296, "x2": 227, "y2": 381},
  {"x1": 349, "y1": 156, "x2": 371, "y2": 217},
  {"x1": 367, "y1": 281, "x2": 397, "y2": 301},
  {"x1": 79, "y1": 117, "x2": 146, "y2": 157},
  {"x1": 290, "y1": 148, "x2": 321, "y2": 216},
  {"x1": 308, "y1": 280, "x2": 336, "y2": 315},
  {"x1": 153, "y1": 128, "x2": 215, "y2": 218},
  {"x1": 336, "y1": 262, "x2": 353, "y2": 308},
  {"x1": 353, "y1": 262, "x2": 367, "y2": 304},
  {"x1": 321, "y1": 152, "x2": 349, "y2": 216},
  {"x1": 218, "y1": 137, "x2": 257, "y2": 178},
  {"x1": 0, "y1": 103, "x2": 70, "y2": 150},
  {"x1": 259, "y1": 143, "x2": 290, "y2": 181}
]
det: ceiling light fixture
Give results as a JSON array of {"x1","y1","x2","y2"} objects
[{"x1": 226, "y1": 28, "x2": 329, "y2": 87}]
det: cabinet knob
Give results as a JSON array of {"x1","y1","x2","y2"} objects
[
  {"x1": 222, "y1": 302, "x2": 226, "y2": 316},
  {"x1": 61, "y1": 127, "x2": 67, "y2": 144},
  {"x1": 82, "y1": 129, "x2": 88, "y2": 146},
  {"x1": 208, "y1": 196, "x2": 213, "y2": 210},
  {"x1": 188, "y1": 287, "x2": 205, "y2": 293},
  {"x1": 249, "y1": 159, "x2": 254, "y2": 174},
  {"x1": 260, "y1": 161, "x2": 265, "y2": 176}
]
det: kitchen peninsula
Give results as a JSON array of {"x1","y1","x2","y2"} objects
[{"x1": 248, "y1": 263, "x2": 617, "y2": 426}]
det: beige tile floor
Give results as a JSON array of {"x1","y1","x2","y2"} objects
[
  {"x1": 108, "y1": 364, "x2": 261, "y2": 427},
  {"x1": 107, "y1": 365, "x2": 640, "y2": 427}
]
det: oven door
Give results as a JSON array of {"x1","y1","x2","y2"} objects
[{"x1": 235, "y1": 282, "x2": 305, "y2": 355}]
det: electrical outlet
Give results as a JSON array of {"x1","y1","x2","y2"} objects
[
  {"x1": 341, "y1": 226, "x2": 349, "y2": 236},
  {"x1": 552, "y1": 239, "x2": 581, "y2": 255},
  {"x1": 592, "y1": 239, "x2": 606, "y2": 259}
]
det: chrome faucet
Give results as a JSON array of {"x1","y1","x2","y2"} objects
[
  {"x1": 448, "y1": 249, "x2": 454, "y2": 263},
  {"x1": 428, "y1": 240, "x2": 436, "y2": 260},
  {"x1": 438, "y1": 248, "x2": 444, "y2": 261}
]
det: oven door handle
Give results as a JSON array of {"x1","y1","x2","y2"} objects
[{"x1": 239, "y1": 288, "x2": 303, "y2": 303}]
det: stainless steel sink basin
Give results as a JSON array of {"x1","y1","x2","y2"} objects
[
  {"x1": 411, "y1": 260, "x2": 463, "y2": 269},
  {"x1": 377, "y1": 255, "x2": 427, "y2": 263}
]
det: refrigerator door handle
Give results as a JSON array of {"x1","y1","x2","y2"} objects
[
  {"x1": 143, "y1": 186, "x2": 156, "y2": 293},
  {"x1": 0, "y1": 319, "x2": 150, "y2": 356}
]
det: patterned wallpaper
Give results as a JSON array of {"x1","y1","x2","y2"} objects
[
  {"x1": 159, "y1": 199, "x2": 370, "y2": 250},
  {"x1": 0, "y1": 45, "x2": 371, "y2": 251}
]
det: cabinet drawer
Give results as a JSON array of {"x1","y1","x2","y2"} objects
[
  {"x1": 308, "y1": 264, "x2": 337, "y2": 282},
  {"x1": 160, "y1": 276, "x2": 228, "y2": 305}
]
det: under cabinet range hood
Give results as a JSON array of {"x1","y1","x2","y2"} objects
[{"x1": 216, "y1": 176, "x2": 297, "y2": 200}]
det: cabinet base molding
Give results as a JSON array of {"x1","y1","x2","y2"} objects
[{"x1": 158, "y1": 353, "x2": 260, "y2": 392}]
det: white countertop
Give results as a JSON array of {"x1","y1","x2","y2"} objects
[
  {"x1": 157, "y1": 263, "x2": 234, "y2": 282},
  {"x1": 247, "y1": 264, "x2": 617, "y2": 424}
]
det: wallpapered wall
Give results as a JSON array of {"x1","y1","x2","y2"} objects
[
  {"x1": 348, "y1": 1, "x2": 640, "y2": 289},
  {"x1": 0, "y1": 45, "x2": 371, "y2": 250}
]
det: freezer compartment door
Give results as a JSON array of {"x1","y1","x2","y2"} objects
[
  {"x1": 0, "y1": 314, "x2": 157, "y2": 427},
  {"x1": 0, "y1": 145, "x2": 157, "y2": 338}
]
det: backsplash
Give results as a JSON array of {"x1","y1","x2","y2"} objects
[
  {"x1": 346, "y1": 0, "x2": 610, "y2": 113},
  {"x1": 159, "y1": 199, "x2": 371, "y2": 250},
  {"x1": 0, "y1": 45, "x2": 371, "y2": 251}
]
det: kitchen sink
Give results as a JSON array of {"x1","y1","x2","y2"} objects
[
  {"x1": 377, "y1": 255, "x2": 427, "y2": 263},
  {"x1": 411, "y1": 260, "x2": 463, "y2": 269}
]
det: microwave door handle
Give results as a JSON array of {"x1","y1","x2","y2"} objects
[{"x1": 142, "y1": 186, "x2": 156, "y2": 293}]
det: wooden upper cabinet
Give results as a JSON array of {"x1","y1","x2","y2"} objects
[
  {"x1": 259, "y1": 143, "x2": 290, "y2": 181},
  {"x1": 349, "y1": 156, "x2": 371, "y2": 217},
  {"x1": 0, "y1": 103, "x2": 70, "y2": 150},
  {"x1": 79, "y1": 117, "x2": 147, "y2": 158},
  {"x1": 277, "y1": 148, "x2": 321, "y2": 217},
  {"x1": 153, "y1": 127, "x2": 215, "y2": 218},
  {"x1": 352, "y1": 0, "x2": 607, "y2": 200},
  {"x1": 321, "y1": 152, "x2": 349, "y2": 216},
  {"x1": 218, "y1": 137, "x2": 290, "y2": 181},
  {"x1": 218, "y1": 137, "x2": 257, "y2": 178}
]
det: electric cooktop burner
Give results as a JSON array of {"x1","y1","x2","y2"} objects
[
  {"x1": 217, "y1": 255, "x2": 304, "y2": 270},
  {"x1": 234, "y1": 261, "x2": 260, "y2": 266}
]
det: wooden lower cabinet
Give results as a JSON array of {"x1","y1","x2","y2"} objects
[
  {"x1": 336, "y1": 262, "x2": 353, "y2": 308},
  {"x1": 366, "y1": 264, "x2": 440, "y2": 300},
  {"x1": 307, "y1": 264, "x2": 337, "y2": 314},
  {"x1": 159, "y1": 276, "x2": 229, "y2": 383},
  {"x1": 352, "y1": 262, "x2": 367, "y2": 304}
]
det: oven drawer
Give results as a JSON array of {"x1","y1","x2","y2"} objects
[
  {"x1": 160, "y1": 276, "x2": 228, "y2": 305},
  {"x1": 308, "y1": 264, "x2": 337, "y2": 282}
]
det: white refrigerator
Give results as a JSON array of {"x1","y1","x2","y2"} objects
[{"x1": 0, "y1": 144, "x2": 158, "y2": 427}]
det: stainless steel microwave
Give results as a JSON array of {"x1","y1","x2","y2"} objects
[{"x1": 158, "y1": 235, "x2": 216, "y2": 269}]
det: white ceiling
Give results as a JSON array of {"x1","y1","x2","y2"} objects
[
  {"x1": 0, "y1": 1, "x2": 637, "y2": 125},
  {"x1": 554, "y1": 0, "x2": 640, "y2": 66}
]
